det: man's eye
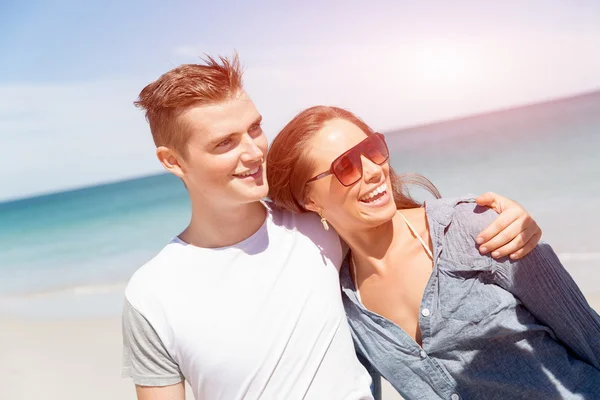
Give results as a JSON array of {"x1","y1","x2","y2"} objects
[
  {"x1": 217, "y1": 138, "x2": 232, "y2": 147},
  {"x1": 249, "y1": 124, "x2": 262, "y2": 134}
]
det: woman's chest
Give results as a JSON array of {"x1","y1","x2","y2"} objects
[{"x1": 359, "y1": 257, "x2": 433, "y2": 342}]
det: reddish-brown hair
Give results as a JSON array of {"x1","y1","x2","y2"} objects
[
  {"x1": 134, "y1": 54, "x2": 244, "y2": 158},
  {"x1": 267, "y1": 106, "x2": 441, "y2": 214}
]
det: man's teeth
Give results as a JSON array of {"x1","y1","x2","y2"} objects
[
  {"x1": 237, "y1": 166, "x2": 260, "y2": 177},
  {"x1": 360, "y1": 183, "x2": 387, "y2": 201}
]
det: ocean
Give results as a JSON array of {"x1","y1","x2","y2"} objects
[{"x1": 1, "y1": 91, "x2": 599, "y2": 318}]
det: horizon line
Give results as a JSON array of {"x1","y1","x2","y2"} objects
[{"x1": 2, "y1": 87, "x2": 599, "y2": 204}]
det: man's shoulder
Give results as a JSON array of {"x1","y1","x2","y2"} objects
[
  {"x1": 265, "y1": 201, "x2": 343, "y2": 264},
  {"x1": 265, "y1": 200, "x2": 331, "y2": 229},
  {"x1": 268, "y1": 202, "x2": 340, "y2": 244},
  {"x1": 264, "y1": 200, "x2": 308, "y2": 223},
  {"x1": 124, "y1": 239, "x2": 186, "y2": 307}
]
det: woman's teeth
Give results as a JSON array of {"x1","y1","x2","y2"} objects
[{"x1": 360, "y1": 183, "x2": 388, "y2": 202}]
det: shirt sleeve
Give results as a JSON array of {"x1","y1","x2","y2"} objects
[
  {"x1": 453, "y1": 202, "x2": 600, "y2": 369},
  {"x1": 492, "y1": 242, "x2": 600, "y2": 369},
  {"x1": 122, "y1": 298, "x2": 185, "y2": 386},
  {"x1": 356, "y1": 351, "x2": 382, "y2": 400}
]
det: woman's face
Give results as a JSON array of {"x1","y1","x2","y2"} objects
[{"x1": 305, "y1": 118, "x2": 397, "y2": 231}]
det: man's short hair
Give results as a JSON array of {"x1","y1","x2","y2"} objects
[{"x1": 134, "y1": 53, "x2": 244, "y2": 158}]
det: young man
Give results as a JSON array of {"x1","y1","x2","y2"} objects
[{"x1": 122, "y1": 55, "x2": 542, "y2": 400}]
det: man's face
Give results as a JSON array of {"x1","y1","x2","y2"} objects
[{"x1": 175, "y1": 91, "x2": 268, "y2": 207}]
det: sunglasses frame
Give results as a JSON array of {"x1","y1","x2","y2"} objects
[{"x1": 306, "y1": 132, "x2": 389, "y2": 187}]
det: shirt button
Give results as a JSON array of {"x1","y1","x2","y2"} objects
[
  {"x1": 451, "y1": 394, "x2": 460, "y2": 400},
  {"x1": 421, "y1": 308, "x2": 431, "y2": 317},
  {"x1": 419, "y1": 350, "x2": 427, "y2": 358}
]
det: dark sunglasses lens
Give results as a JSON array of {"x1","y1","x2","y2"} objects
[
  {"x1": 363, "y1": 135, "x2": 389, "y2": 164},
  {"x1": 332, "y1": 154, "x2": 362, "y2": 186}
]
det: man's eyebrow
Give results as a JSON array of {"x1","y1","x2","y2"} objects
[
  {"x1": 209, "y1": 132, "x2": 234, "y2": 146},
  {"x1": 251, "y1": 115, "x2": 263, "y2": 126},
  {"x1": 209, "y1": 115, "x2": 263, "y2": 145}
]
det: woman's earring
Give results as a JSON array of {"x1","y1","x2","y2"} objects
[{"x1": 318, "y1": 210, "x2": 329, "y2": 231}]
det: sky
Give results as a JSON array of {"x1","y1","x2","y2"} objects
[{"x1": 1, "y1": 0, "x2": 600, "y2": 201}]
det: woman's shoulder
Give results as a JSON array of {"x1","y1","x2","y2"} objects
[
  {"x1": 425, "y1": 195, "x2": 499, "y2": 237},
  {"x1": 425, "y1": 195, "x2": 499, "y2": 267}
]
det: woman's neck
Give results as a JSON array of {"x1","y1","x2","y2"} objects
[
  {"x1": 338, "y1": 211, "x2": 404, "y2": 274},
  {"x1": 338, "y1": 208, "x2": 427, "y2": 276}
]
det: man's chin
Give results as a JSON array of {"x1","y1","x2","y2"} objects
[{"x1": 238, "y1": 186, "x2": 270, "y2": 204}]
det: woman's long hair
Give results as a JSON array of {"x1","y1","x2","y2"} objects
[{"x1": 266, "y1": 105, "x2": 440, "y2": 214}]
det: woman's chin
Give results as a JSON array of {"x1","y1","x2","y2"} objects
[{"x1": 356, "y1": 192, "x2": 396, "y2": 225}]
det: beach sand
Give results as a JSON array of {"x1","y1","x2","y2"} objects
[
  {"x1": 1, "y1": 297, "x2": 598, "y2": 400},
  {"x1": 0, "y1": 315, "x2": 138, "y2": 400}
]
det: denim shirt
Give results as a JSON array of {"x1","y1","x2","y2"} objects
[{"x1": 341, "y1": 196, "x2": 600, "y2": 400}]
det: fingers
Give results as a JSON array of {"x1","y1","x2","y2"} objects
[
  {"x1": 476, "y1": 192, "x2": 518, "y2": 215},
  {"x1": 488, "y1": 227, "x2": 534, "y2": 259},
  {"x1": 478, "y1": 213, "x2": 524, "y2": 256},
  {"x1": 476, "y1": 208, "x2": 519, "y2": 247},
  {"x1": 475, "y1": 192, "x2": 499, "y2": 209},
  {"x1": 474, "y1": 192, "x2": 541, "y2": 259},
  {"x1": 508, "y1": 231, "x2": 543, "y2": 260}
]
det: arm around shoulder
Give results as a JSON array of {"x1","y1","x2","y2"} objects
[{"x1": 450, "y1": 201, "x2": 600, "y2": 368}]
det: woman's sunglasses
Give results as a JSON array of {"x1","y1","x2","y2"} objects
[{"x1": 306, "y1": 133, "x2": 390, "y2": 187}]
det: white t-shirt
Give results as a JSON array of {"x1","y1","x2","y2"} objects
[{"x1": 122, "y1": 204, "x2": 374, "y2": 400}]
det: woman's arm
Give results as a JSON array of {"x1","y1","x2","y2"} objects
[
  {"x1": 492, "y1": 242, "x2": 600, "y2": 369},
  {"x1": 454, "y1": 202, "x2": 600, "y2": 369}
]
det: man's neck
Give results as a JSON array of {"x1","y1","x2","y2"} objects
[{"x1": 180, "y1": 200, "x2": 267, "y2": 249}]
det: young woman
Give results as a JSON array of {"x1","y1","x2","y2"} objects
[{"x1": 266, "y1": 106, "x2": 600, "y2": 399}]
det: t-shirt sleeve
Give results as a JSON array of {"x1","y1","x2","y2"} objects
[{"x1": 122, "y1": 298, "x2": 184, "y2": 386}]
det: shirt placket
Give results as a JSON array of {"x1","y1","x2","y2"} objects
[{"x1": 417, "y1": 222, "x2": 464, "y2": 400}]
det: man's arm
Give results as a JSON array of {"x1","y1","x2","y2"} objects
[
  {"x1": 475, "y1": 192, "x2": 542, "y2": 260},
  {"x1": 136, "y1": 382, "x2": 185, "y2": 400},
  {"x1": 122, "y1": 299, "x2": 186, "y2": 399}
]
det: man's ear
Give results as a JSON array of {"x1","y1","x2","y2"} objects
[{"x1": 157, "y1": 146, "x2": 185, "y2": 179}]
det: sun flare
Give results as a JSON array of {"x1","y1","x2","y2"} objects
[{"x1": 417, "y1": 45, "x2": 474, "y2": 85}]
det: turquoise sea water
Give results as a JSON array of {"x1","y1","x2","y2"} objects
[{"x1": 1, "y1": 91, "x2": 599, "y2": 318}]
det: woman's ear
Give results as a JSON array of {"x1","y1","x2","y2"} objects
[{"x1": 304, "y1": 194, "x2": 319, "y2": 214}]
